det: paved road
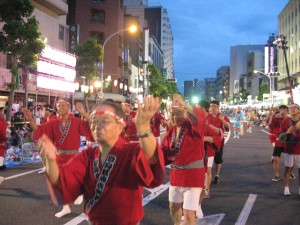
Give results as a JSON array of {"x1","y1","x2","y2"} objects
[{"x1": 1, "y1": 125, "x2": 300, "y2": 225}]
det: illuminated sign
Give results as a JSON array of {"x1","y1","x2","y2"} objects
[
  {"x1": 37, "y1": 61, "x2": 76, "y2": 81},
  {"x1": 37, "y1": 76, "x2": 76, "y2": 93}
]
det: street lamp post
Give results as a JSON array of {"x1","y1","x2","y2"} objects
[
  {"x1": 273, "y1": 35, "x2": 294, "y2": 104},
  {"x1": 98, "y1": 25, "x2": 137, "y2": 100},
  {"x1": 254, "y1": 70, "x2": 280, "y2": 104}
]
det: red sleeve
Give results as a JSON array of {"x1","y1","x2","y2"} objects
[
  {"x1": 33, "y1": 121, "x2": 54, "y2": 141},
  {"x1": 135, "y1": 144, "x2": 166, "y2": 188},
  {"x1": 0, "y1": 119, "x2": 6, "y2": 141},
  {"x1": 46, "y1": 148, "x2": 90, "y2": 205},
  {"x1": 78, "y1": 119, "x2": 94, "y2": 142}
]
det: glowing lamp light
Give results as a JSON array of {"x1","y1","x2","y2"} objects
[
  {"x1": 94, "y1": 80, "x2": 102, "y2": 88},
  {"x1": 120, "y1": 83, "x2": 123, "y2": 89},
  {"x1": 114, "y1": 80, "x2": 118, "y2": 86},
  {"x1": 129, "y1": 25, "x2": 138, "y2": 33},
  {"x1": 124, "y1": 85, "x2": 128, "y2": 91}
]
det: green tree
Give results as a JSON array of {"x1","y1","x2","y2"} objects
[
  {"x1": 74, "y1": 37, "x2": 102, "y2": 110},
  {"x1": 0, "y1": 0, "x2": 45, "y2": 121},
  {"x1": 239, "y1": 88, "x2": 250, "y2": 102},
  {"x1": 148, "y1": 64, "x2": 178, "y2": 99},
  {"x1": 258, "y1": 84, "x2": 269, "y2": 101}
]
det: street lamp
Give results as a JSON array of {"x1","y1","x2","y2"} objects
[
  {"x1": 273, "y1": 35, "x2": 294, "y2": 104},
  {"x1": 99, "y1": 25, "x2": 137, "y2": 99},
  {"x1": 254, "y1": 70, "x2": 280, "y2": 104}
]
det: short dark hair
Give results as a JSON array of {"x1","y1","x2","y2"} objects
[
  {"x1": 199, "y1": 100, "x2": 210, "y2": 112},
  {"x1": 210, "y1": 100, "x2": 220, "y2": 106},
  {"x1": 278, "y1": 105, "x2": 288, "y2": 110},
  {"x1": 43, "y1": 104, "x2": 54, "y2": 112}
]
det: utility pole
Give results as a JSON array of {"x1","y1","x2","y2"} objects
[{"x1": 274, "y1": 35, "x2": 294, "y2": 104}]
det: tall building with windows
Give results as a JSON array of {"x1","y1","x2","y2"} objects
[
  {"x1": 215, "y1": 66, "x2": 230, "y2": 101},
  {"x1": 230, "y1": 45, "x2": 264, "y2": 97},
  {"x1": 67, "y1": 0, "x2": 125, "y2": 94},
  {"x1": 145, "y1": 7, "x2": 174, "y2": 79},
  {"x1": 277, "y1": 0, "x2": 300, "y2": 91}
]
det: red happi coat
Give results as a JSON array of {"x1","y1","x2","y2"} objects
[
  {"x1": 162, "y1": 107, "x2": 206, "y2": 187},
  {"x1": 151, "y1": 112, "x2": 165, "y2": 137},
  {"x1": 280, "y1": 117, "x2": 300, "y2": 155},
  {"x1": 0, "y1": 115, "x2": 6, "y2": 157},
  {"x1": 124, "y1": 111, "x2": 139, "y2": 143},
  {"x1": 269, "y1": 114, "x2": 285, "y2": 148},
  {"x1": 215, "y1": 113, "x2": 230, "y2": 147},
  {"x1": 34, "y1": 114, "x2": 93, "y2": 164},
  {"x1": 204, "y1": 123, "x2": 222, "y2": 158},
  {"x1": 41, "y1": 113, "x2": 57, "y2": 124},
  {"x1": 48, "y1": 138, "x2": 165, "y2": 225}
]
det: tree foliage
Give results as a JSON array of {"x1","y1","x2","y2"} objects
[
  {"x1": 258, "y1": 84, "x2": 269, "y2": 101},
  {"x1": 239, "y1": 88, "x2": 250, "y2": 102},
  {"x1": 74, "y1": 37, "x2": 102, "y2": 110},
  {"x1": 74, "y1": 37, "x2": 102, "y2": 80},
  {"x1": 148, "y1": 64, "x2": 178, "y2": 100},
  {"x1": 0, "y1": 0, "x2": 45, "y2": 121}
]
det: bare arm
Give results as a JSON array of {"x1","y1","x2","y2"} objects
[
  {"x1": 135, "y1": 96, "x2": 161, "y2": 164},
  {"x1": 22, "y1": 108, "x2": 38, "y2": 131},
  {"x1": 75, "y1": 102, "x2": 90, "y2": 122},
  {"x1": 39, "y1": 135, "x2": 59, "y2": 185}
]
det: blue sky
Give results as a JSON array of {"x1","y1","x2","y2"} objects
[{"x1": 154, "y1": 0, "x2": 289, "y2": 93}]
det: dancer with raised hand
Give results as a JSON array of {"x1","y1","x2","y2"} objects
[
  {"x1": 162, "y1": 93, "x2": 206, "y2": 225},
  {"x1": 23, "y1": 99, "x2": 93, "y2": 218},
  {"x1": 39, "y1": 96, "x2": 165, "y2": 225}
]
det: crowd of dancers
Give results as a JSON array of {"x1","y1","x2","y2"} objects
[{"x1": 1, "y1": 95, "x2": 300, "y2": 225}]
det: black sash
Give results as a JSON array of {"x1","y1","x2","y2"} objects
[
  {"x1": 86, "y1": 155, "x2": 116, "y2": 212},
  {"x1": 170, "y1": 128, "x2": 185, "y2": 161}
]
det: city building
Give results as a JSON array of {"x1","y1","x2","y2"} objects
[
  {"x1": 229, "y1": 45, "x2": 265, "y2": 97},
  {"x1": 145, "y1": 6, "x2": 174, "y2": 79},
  {"x1": 0, "y1": 0, "x2": 75, "y2": 106},
  {"x1": 215, "y1": 66, "x2": 230, "y2": 101},
  {"x1": 277, "y1": 0, "x2": 300, "y2": 91},
  {"x1": 204, "y1": 78, "x2": 217, "y2": 101},
  {"x1": 67, "y1": 0, "x2": 126, "y2": 95}
]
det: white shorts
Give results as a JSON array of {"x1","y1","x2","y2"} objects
[
  {"x1": 284, "y1": 154, "x2": 300, "y2": 168},
  {"x1": 207, "y1": 156, "x2": 214, "y2": 168},
  {"x1": 169, "y1": 186, "x2": 202, "y2": 211}
]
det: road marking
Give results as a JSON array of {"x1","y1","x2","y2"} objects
[
  {"x1": 64, "y1": 213, "x2": 88, "y2": 225},
  {"x1": 4, "y1": 168, "x2": 41, "y2": 181},
  {"x1": 143, "y1": 182, "x2": 170, "y2": 206},
  {"x1": 235, "y1": 194, "x2": 257, "y2": 225},
  {"x1": 261, "y1": 129, "x2": 270, "y2": 135},
  {"x1": 197, "y1": 213, "x2": 225, "y2": 225}
]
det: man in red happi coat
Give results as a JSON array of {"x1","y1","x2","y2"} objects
[
  {"x1": 162, "y1": 94, "x2": 206, "y2": 225},
  {"x1": 39, "y1": 96, "x2": 165, "y2": 225},
  {"x1": 23, "y1": 100, "x2": 93, "y2": 217}
]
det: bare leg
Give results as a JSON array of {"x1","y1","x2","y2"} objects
[
  {"x1": 273, "y1": 156, "x2": 280, "y2": 178},
  {"x1": 170, "y1": 202, "x2": 183, "y2": 225},
  {"x1": 183, "y1": 209, "x2": 196, "y2": 225}
]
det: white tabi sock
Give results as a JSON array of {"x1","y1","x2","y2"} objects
[
  {"x1": 55, "y1": 204, "x2": 71, "y2": 218},
  {"x1": 74, "y1": 194, "x2": 83, "y2": 205}
]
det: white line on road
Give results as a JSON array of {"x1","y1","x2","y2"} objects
[
  {"x1": 143, "y1": 182, "x2": 170, "y2": 206},
  {"x1": 261, "y1": 129, "x2": 270, "y2": 135},
  {"x1": 235, "y1": 194, "x2": 257, "y2": 225},
  {"x1": 4, "y1": 168, "x2": 42, "y2": 181}
]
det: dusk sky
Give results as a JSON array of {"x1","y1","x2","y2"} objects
[{"x1": 154, "y1": 0, "x2": 289, "y2": 93}]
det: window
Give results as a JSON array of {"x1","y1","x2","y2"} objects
[
  {"x1": 59, "y1": 25, "x2": 64, "y2": 40},
  {"x1": 91, "y1": 9, "x2": 105, "y2": 24},
  {"x1": 90, "y1": 31, "x2": 104, "y2": 44}
]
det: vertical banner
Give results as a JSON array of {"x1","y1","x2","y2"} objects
[{"x1": 69, "y1": 25, "x2": 79, "y2": 52}]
